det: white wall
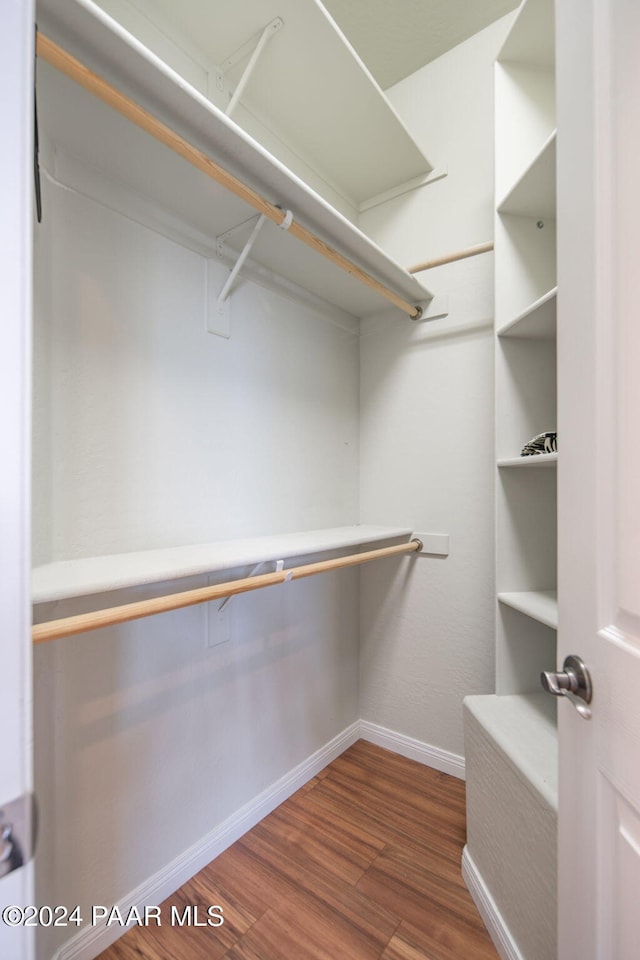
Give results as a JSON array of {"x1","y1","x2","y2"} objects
[
  {"x1": 32, "y1": 173, "x2": 360, "y2": 564},
  {"x1": 32, "y1": 14, "x2": 511, "y2": 958},
  {"x1": 32, "y1": 160, "x2": 360, "y2": 959},
  {"x1": 358, "y1": 16, "x2": 514, "y2": 757}
]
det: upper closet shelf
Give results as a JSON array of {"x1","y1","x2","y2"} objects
[
  {"x1": 85, "y1": 0, "x2": 434, "y2": 211},
  {"x1": 36, "y1": 0, "x2": 434, "y2": 320},
  {"x1": 497, "y1": 130, "x2": 556, "y2": 218},
  {"x1": 32, "y1": 525, "x2": 413, "y2": 605}
]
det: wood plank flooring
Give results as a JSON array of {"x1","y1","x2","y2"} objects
[{"x1": 96, "y1": 740, "x2": 498, "y2": 960}]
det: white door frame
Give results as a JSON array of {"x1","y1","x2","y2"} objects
[{"x1": 0, "y1": 1, "x2": 35, "y2": 958}]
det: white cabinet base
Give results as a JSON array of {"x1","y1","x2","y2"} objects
[{"x1": 464, "y1": 696, "x2": 557, "y2": 960}]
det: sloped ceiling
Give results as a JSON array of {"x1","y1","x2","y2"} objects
[{"x1": 322, "y1": 0, "x2": 520, "y2": 89}]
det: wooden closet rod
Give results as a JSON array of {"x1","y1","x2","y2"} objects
[
  {"x1": 36, "y1": 34, "x2": 422, "y2": 320},
  {"x1": 32, "y1": 539, "x2": 423, "y2": 644},
  {"x1": 407, "y1": 241, "x2": 494, "y2": 274}
]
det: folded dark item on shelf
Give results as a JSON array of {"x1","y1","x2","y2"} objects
[{"x1": 521, "y1": 431, "x2": 557, "y2": 456}]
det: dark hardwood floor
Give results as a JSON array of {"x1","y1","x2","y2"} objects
[{"x1": 97, "y1": 740, "x2": 498, "y2": 960}]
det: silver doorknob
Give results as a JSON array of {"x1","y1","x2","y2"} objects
[
  {"x1": 541, "y1": 654, "x2": 593, "y2": 720},
  {"x1": 0, "y1": 819, "x2": 22, "y2": 879}
]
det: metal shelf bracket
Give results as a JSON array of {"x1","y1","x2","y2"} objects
[
  {"x1": 210, "y1": 209, "x2": 294, "y2": 338},
  {"x1": 217, "y1": 213, "x2": 268, "y2": 310},
  {"x1": 220, "y1": 17, "x2": 284, "y2": 118}
]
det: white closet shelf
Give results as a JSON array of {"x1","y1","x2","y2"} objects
[
  {"x1": 498, "y1": 590, "x2": 558, "y2": 629},
  {"x1": 464, "y1": 693, "x2": 558, "y2": 811},
  {"x1": 497, "y1": 130, "x2": 557, "y2": 219},
  {"x1": 86, "y1": 0, "x2": 433, "y2": 208},
  {"x1": 497, "y1": 452, "x2": 558, "y2": 468},
  {"x1": 497, "y1": 0, "x2": 555, "y2": 68},
  {"x1": 36, "y1": 0, "x2": 434, "y2": 320},
  {"x1": 497, "y1": 286, "x2": 557, "y2": 339},
  {"x1": 32, "y1": 525, "x2": 413, "y2": 605}
]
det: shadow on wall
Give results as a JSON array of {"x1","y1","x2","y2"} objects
[{"x1": 33, "y1": 561, "x2": 361, "y2": 960}]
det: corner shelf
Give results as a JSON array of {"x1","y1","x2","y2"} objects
[
  {"x1": 36, "y1": 0, "x2": 434, "y2": 320},
  {"x1": 497, "y1": 130, "x2": 556, "y2": 219},
  {"x1": 497, "y1": 286, "x2": 557, "y2": 339},
  {"x1": 32, "y1": 525, "x2": 413, "y2": 605},
  {"x1": 497, "y1": 453, "x2": 557, "y2": 468},
  {"x1": 498, "y1": 590, "x2": 558, "y2": 630}
]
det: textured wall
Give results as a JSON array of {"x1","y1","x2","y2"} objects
[
  {"x1": 32, "y1": 165, "x2": 360, "y2": 959},
  {"x1": 32, "y1": 177, "x2": 360, "y2": 564},
  {"x1": 32, "y1": 15, "x2": 512, "y2": 960},
  {"x1": 358, "y1": 18, "x2": 514, "y2": 757}
]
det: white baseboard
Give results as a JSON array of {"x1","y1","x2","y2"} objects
[
  {"x1": 461, "y1": 846, "x2": 524, "y2": 960},
  {"x1": 54, "y1": 722, "x2": 361, "y2": 960},
  {"x1": 358, "y1": 719, "x2": 465, "y2": 780},
  {"x1": 54, "y1": 721, "x2": 463, "y2": 960}
]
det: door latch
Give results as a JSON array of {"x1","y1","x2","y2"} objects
[{"x1": 0, "y1": 795, "x2": 36, "y2": 879}]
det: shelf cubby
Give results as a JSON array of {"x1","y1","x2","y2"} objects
[
  {"x1": 465, "y1": 3, "x2": 559, "y2": 953},
  {"x1": 498, "y1": 590, "x2": 558, "y2": 630},
  {"x1": 497, "y1": 130, "x2": 556, "y2": 219},
  {"x1": 497, "y1": 286, "x2": 557, "y2": 339}
]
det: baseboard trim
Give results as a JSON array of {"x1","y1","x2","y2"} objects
[
  {"x1": 461, "y1": 846, "x2": 524, "y2": 960},
  {"x1": 54, "y1": 721, "x2": 463, "y2": 960},
  {"x1": 359, "y1": 720, "x2": 465, "y2": 780},
  {"x1": 54, "y1": 722, "x2": 361, "y2": 960}
]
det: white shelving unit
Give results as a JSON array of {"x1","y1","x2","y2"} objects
[
  {"x1": 463, "y1": 2, "x2": 558, "y2": 958},
  {"x1": 497, "y1": 130, "x2": 556, "y2": 218},
  {"x1": 494, "y1": 0, "x2": 558, "y2": 701},
  {"x1": 36, "y1": 0, "x2": 435, "y2": 322}
]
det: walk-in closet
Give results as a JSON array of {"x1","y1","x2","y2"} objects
[{"x1": 2, "y1": 0, "x2": 639, "y2": 958}]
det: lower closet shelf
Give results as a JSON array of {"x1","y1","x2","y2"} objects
[
  {"x1": 32, "y1": 524, "x2": 413, "y2": 604},
  {"x1": 463, "y1": 693, "x2": 558, "y2": 809}
]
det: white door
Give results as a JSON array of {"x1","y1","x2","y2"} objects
[
  {"x1": 0, "y1": 1, "x2": 35, "y2": 958},
  {"x1": 556, "y1": 0, "x2": 640, "y2": 957}
]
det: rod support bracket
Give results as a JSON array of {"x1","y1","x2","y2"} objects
[
  {"x1": 277, "y1": 208, "x2": 294, "y2": 231},
  {"x1": 412, "y1": 296, "x2": 449, "y2": 323},
  {"x1": 224, "y1": 17, "x2": 284, "y2": 117},
  {"x1": 217, "y1": 213, "x2": 268, "y2": 310},
  {"x1": 412, "y1": 533, "x2": 449, "y2": 556}
]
